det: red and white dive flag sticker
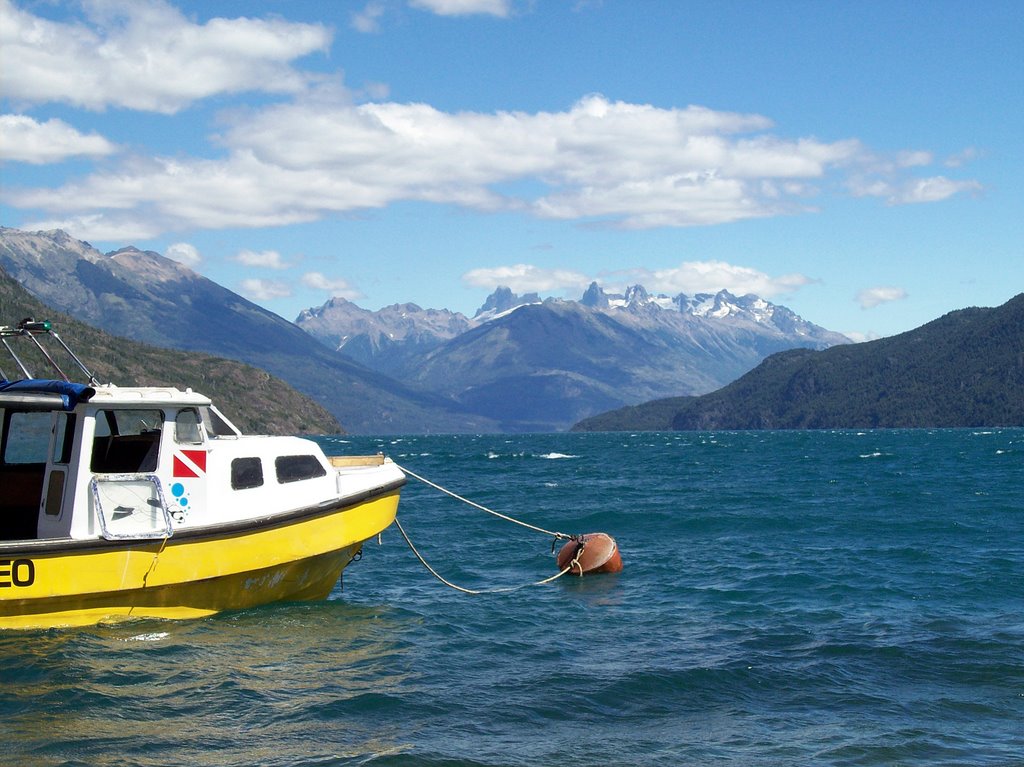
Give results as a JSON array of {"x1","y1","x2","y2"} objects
[{"x1": 173, "y1": 450, "x2": 207, "y2": 478}]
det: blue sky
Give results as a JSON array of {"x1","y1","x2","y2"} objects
[{"x1": 1, "y1": 0, "x2": 1020, "y2": 340}]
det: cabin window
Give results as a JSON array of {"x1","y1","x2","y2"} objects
[
  {"x1": 175, "y1": 408, "x2": 203, "y2": 445},
  {"x1": 231, "y1": 457, "x2": 264, "y2": 490},
  {"x1": 91, "y1": 409, "x2": 163, "y2": 473},
  {"x1": 275, "y1": 455, "x2": 326, "y2": 484},
  {"x1": 2, "y1": 411, "x2": 51, "y2": 465}
]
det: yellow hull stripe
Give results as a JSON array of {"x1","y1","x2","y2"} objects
[{"x1": 0, "y1": 491, "x2": 399, "y2": 630}]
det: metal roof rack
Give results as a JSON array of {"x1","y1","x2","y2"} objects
[{"x1": 0, "y1": 318, "x2": 99, "y2": 385}]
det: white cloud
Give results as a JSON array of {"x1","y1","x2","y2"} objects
[
  {"x1": 462, "y1": 264, "x2": 590, "y2": 293},
  {"x1": 0, "y1": 0, "x2": 331, "y2": 113},
  {"x1": 239, "y1": 277, "x2": 291, "y2": 301},
  {"x1": 843, "y1": 330, "x2": 884, "y2": 343},
  {"x1": 301, "y1": 271, "x2": 364, "y2": 300},
  {"x1": 895, "y1": 150, "x2": 933, "y2": 168},
  {"x1": 846, "y1": 177, "x2": 894, "y2": 199},
  {"x1": 234, "y1": 249, "x2": 289, "y2": 269},
  {"x1": 10, "y1": 94, "x2": 870, "y2": 239},
  {"x1": 612, "y1": 260, "x2": 813, "y2": 298},
  {"x1": 857, "y1": 286, "x2": 908, "y2": 309},
  {"x1": 21, "y1": 213, "x2": 161, "y2": 242},
  {"x1": 352, "y1": 1, "x2": 386, "y2": 33},
  {"x1": 887, "y1": 176, "x2": 983, "y2": 205},
  {"x1": 1, "y1": 0, "x2": 983, "y2": 245},
  {"x1": 409, "y1": 0, "x2": 512, "y2": 17},
  {"x1": 165, "y1": 242, "x2": 201, "y2": 267},
  {"x1": 10, "y1": 152, "x2": 327, "y2": 237},
  {"x1": 945, "y1": 147, "x2": 981, "y2": 168},
  {"x1": 362, "y1": 81, "x2": 391, "y2": 101},
  {"x1": 0, "y1": 114, "x2": 116, "y2": 164},
  {"x1": 462, "y1": 259, "x2": 812, "y2": 300}
]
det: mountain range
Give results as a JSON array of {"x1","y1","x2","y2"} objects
[
  {"x1": 574, "y1": 293, "x2": 1024, "y2": 431},
  {"x1": 296, "y1": 283, "x2": 848, "y2": 430},
  {"x1": 0, "y1": 266, "x2": 339, "y2": 435},
  {"x1": 0, "y1": 227, "x2": 490, "y2": 434},
  {"x1": 1, "y1": 226, "x2": 849, "y2": 433}
]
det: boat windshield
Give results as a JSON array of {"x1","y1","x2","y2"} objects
[{"x1": 200, "y1": 405, "x2": 240, "y2": 438}]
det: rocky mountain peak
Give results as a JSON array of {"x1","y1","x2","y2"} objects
[
  {"x1": 295, "y1": 296, "x2": 359, "y2": 325},
  {"x1": 106, "y1": 246, "x2": 146, "y2": 257},
  {"x1": 103, "y1": 244, "x2": 193, "y2": 283},
  {"x1": 675, "y1": 289, "x2": 755, "y2": 319},
  {"x1": 0, "y1": 226, "x2": 102, "y2": 266},
  {"x1": 623, "y1": 284, "x2": 651, "y2": 305},
  {"x1": 473, "y1": 286, "x2": 541, "y2": 320},
  {"x1": 580, "y1": 281, "x2": 610, "y2": 308}
]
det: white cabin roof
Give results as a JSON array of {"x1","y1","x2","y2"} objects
[{"x1": 86, "y1": 384, "x2": 213, "y2": 408}]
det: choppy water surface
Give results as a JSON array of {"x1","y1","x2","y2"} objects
[{"x1": 3, "y1": 430, "x2": 1022, "y2": 766}]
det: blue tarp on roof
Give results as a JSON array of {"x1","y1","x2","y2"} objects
[{"x1": 0, "y1": 379, "x2": 96, "y2": 411}]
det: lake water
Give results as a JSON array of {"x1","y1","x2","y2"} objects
[{"x1": 3, "y1": 430, "x2": 1022, "y2": 766}]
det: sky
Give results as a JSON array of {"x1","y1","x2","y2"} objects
[{"x1": 1, "y1": 0, "x2": 1021, "y2": 341}]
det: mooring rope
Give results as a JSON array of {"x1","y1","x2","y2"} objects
[
  {"x1": 395, "y1": 463, "x2": 574, "y2": 541},
  {"x1": 393, "y1": 516, "x2": 582, "y2": 594},
  {"x1": 391, "y1": 463, "x2": 585, "y2": 594},
  {"x1": 128, "y1": 535, "x2": 170, "y2": 618}
]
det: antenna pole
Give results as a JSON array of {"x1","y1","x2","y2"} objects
[
  {"x1": 24, "y1": 330, "x2": 70, "y2": 382},
  {"x1": 50, "y1": 330, "x2": 98, "y2": 385},
  {"x1": 0, "y1": 335, "x2": 32, "y2": 378}
]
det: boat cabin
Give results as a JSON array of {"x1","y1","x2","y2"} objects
[{"x1": 1, "y1": 320, "x2": 352, "y2": 544}]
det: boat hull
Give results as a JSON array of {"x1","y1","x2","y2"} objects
[{"x1": 0, "y1": 489, "x2": 400, "y2": 630}]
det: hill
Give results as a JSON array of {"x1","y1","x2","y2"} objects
[
  {"x1": 0, "y1": 266, "x2": 340, "y2": 435},
  {"x1": 573, "y1": 294, "x2": 1024, "y2": 431}
]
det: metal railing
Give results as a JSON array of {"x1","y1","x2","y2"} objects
[{"x1": 0, "y1": 318, "x2": 98, "y2": 384}]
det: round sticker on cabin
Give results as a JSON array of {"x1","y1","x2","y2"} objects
[{"x1": 169, "y1": 482, "x2": 190, "y2": 521}]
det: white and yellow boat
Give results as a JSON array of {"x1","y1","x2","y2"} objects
[{"x1": 0, "y1": 320, "x2": 404, "y2": 630}]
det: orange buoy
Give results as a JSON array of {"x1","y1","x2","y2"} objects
[{"x1": 556, "y1": 533, "x2": 622, "y2": 576}]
